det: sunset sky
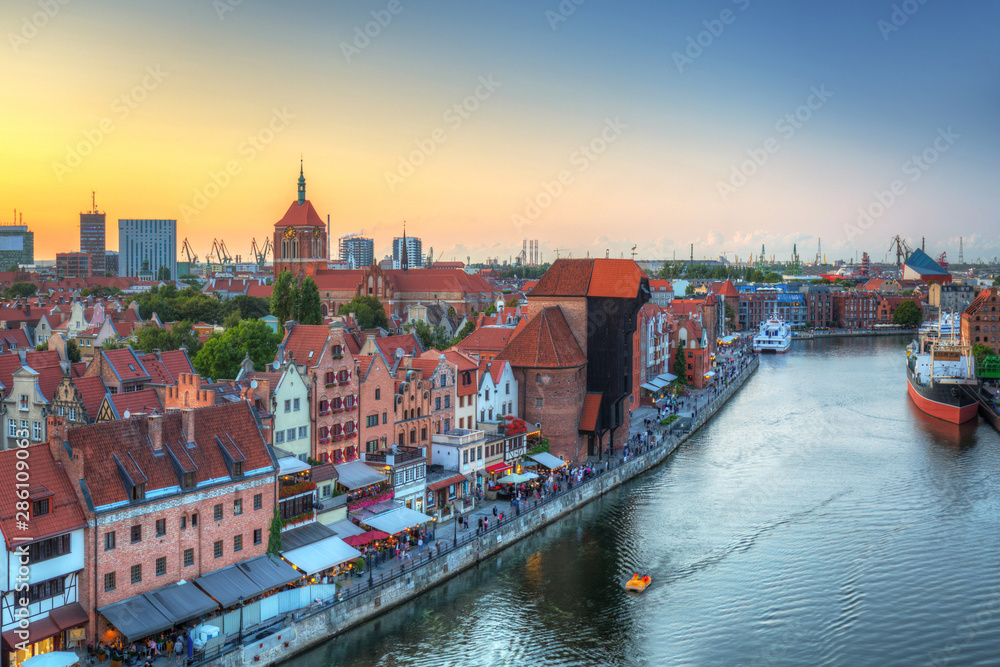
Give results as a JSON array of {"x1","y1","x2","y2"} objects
[{"x1": 2, "y1": 0, "x2": 998, "y2": 265}]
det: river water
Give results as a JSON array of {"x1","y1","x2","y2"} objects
[{"x1": 293, "y1": 337, "x2": 1000, "y2": 666}]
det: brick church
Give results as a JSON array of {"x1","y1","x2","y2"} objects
[{"x1": 272, "y1": 163, "x2": 329, "y2": 279}]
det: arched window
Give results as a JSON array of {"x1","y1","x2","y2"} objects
[
  {"x1": 410, "y1": 429, "x2": 416, "y2": 444},
  {"x1": 332, "y1": 396, "x2": 343, "y2": 411},
  {"x1": 324, "y1": 371, "x2": 334, "y2": 386}
]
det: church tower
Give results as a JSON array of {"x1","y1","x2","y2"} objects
[{"x1": 272, "y1": 161, "x2": 329, "y2": 279}]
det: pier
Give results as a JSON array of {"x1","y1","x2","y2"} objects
[{"x1": 199, "y1": 357, "x2": 760, "y2": 667}]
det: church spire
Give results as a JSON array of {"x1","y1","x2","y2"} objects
[
  {"x1": 297, "y1": 158, "x2": 305, "y2": 205},
  {"x1": 402, "y1": 221, "x2": 408, "y2": 274}
]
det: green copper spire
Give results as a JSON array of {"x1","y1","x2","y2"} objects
[{"x1": 297, "y1": 158, "x2": 305, "y2": 205}]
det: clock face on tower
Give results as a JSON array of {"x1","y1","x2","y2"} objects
[{"x1": 284, "y1": 228, "x2": 297, "y2": 240}]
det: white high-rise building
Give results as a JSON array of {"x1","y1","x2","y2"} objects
[
  {"x1": 392, "y1": 235, "x2": 423, "y2": 270},
  {"x1": 118, "y1": 219, "x2": 177, "y2": 279}
]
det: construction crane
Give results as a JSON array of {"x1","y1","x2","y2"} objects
[
  {"x1": 888, "y1": 235, "x2": 912, "y2": 275},
  {"x1": 181, "y1": 238, "x2": 198, "y2": 264},
  {"x1": 553, "y1": 248, "x2": 569, "y2": 259},
  {"x1": 218, "y1": 240, "x2": 233, "y2": 264},
  {"x1": 250, "y1": 238, "x2": 272, "y2": 268}
]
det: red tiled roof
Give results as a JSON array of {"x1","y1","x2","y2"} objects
[
  {"x1": 0, "y1": 329, "x2": 30, "y2": 350},
  {"x1": 579, "y1": 392, "x2": 602, "y2": 432},
  {"x1": 136, "y1": 355, "x2": 174, "y2": 385},
  {"x1": 274, "y1": 199, "x2": 326, "y2": 228},
  {"x1": 72, "y1": 375, "x2": 107, "y2": 417},
  {"x1": 36, "y1": 366, "x2": 66, "y2": 401},
  {"x1": 67, "y1": 402, "x2": 273, "y2": 508},
  {"x1": 530, "y1": 258, "x2": 646, "y2": 299},
  {"x1": 159, "y1": 349, "x2": 194, "y2": 379},
  {"x1": 455, "y1": 327, "x2": 515, "y2": 354},
  {"x1": 26, "y1": 350, "x2": 60, "y2": 368},
  {"x1": 357, "y1": 355, "x2": 373, "y2": 379},
  {"x1": 428, "y1": 473, "x2": 468, "y2": 492},
  {"x1": 247, "y1": 284, "x2": 273, "y2": 299},
  {"x1": 0, "y1": 446, "x2": 87, "y2": 548},
  {"x1": 709, "y1": 280, "x2": 740, "y2": 298},
  {"x1": 375, "y1": 334, "x2": 422, "y2": 360},
  {"x1": 494, "y1": 307, "x2": 586, "y2": 369},
  {"x1": 103, "y1": 348, "x2": 150, "y2": 381},
  {"x1": 282, "y1": 324, "x2": 330, "y2": 368},
  {"x1": 110, "y1": 389, "x2": 163, "y2": 418}
]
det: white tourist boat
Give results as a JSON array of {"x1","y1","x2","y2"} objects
[{"x1": 753, "y1": 309, "x2": 791, "y2": 353}]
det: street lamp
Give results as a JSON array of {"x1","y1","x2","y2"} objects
[
  {"x1": 237, "y1": 595, "x2": 244, "y2": 646},
  {"x1": 453, "y1": 505, "x2": 458, "y2": 547}
]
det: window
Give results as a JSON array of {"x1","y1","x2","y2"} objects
[
  {"x1": 184, "y1": 548, "x2": 194, "y2": 566},
  {"x1": 104, "y1": 531, "x2": 116, "y2": 551},
  {"x1": 130, "y1": 483, "x2": 145, "y2": 501},
  {"x1": 322, "y1": 484, "x2": 332, "y2": 498},
  {"x1": 485, "y1": 389, "x2": 490, "y2": 401},
  {"x1": 180, "y1": 516, "x2": 187, "y2": 530},
  {"x1": 287, "y1": 428, "x2": 296, "y2": 441},
  {"x1": 7, "y1": 420, "x2": 15, "y2": 437},
  {"x1": 214, "y1": 540, "x2": 223, "y2": 558},
  {"x1": 275, "y1": 430, "x2": 285, "y2": 443},
  {"x1": 298, "y1": 425, "x2": 307, "y2": 439},
  {"x1": 18, "y1": 394, "x2": 28, "y2": 411},
  {"x1": 293, "y1": 398, "x2": 301, "y2": 411},
  {"x1": 68, "y1": 407, "x2": 76, "y2": 421},
  {"x1": 28, "y1": 576, "x2": 65, "y2": 603},
  {"x1": 254, "y1": 493, "x2": 262, "y2": 510},
  {"x1": 57, "y1": 406, "x2": 65, "y2": 417},
  {"x1": 104, "y1": 572, "x2": 116, "y2": 591},
  {"x1": 375, "y1": 388, "x2": 381, "y2": 400},
  {"x1": 155, "y1": 518, "x2": 166, "y2": 537},
  {"x1": 535, "y1": 398, "x2": 543, "y2": 408},
  {"x1": 214, "y1": 503, "x2": 223, "y2": 521},
  {"x1": 32, "y1": 421, "x2": 41, "y2": 441},
  {"x1": 444, "y1": 396, "x2": 450, "y2": 408},
  {"x1": 421, "y1": 427, "x2": 427, "y2": 441},
  {"x1": 234, "y1": 498, "x2": 243, "y2": 515},
  {"x1": 253, "y1": 529, "x2": 262, "y2": 545},
  {"x1": 435, "y1": 397, "x2": 441, "y2": 411},
  {"x1": 382, "y1": 411, "x2": 387, "y2": 424},
  {"x1": 155, "y1": 557, "x2": 166, "y2": 576},
  {"x1": 234, "y1": 534, "x2": 243, "y2": 552},
  {"x1": 32, "y1": 498, "x2": 49, "y2": 516},
  {"x1": 284, "y1": 399, "x2": 291, "y2": 413},
  {"x1": 131, "y1": 564, "x2": 142, "y2": 584},
  {"x1": 505, "y1": 382, "x2": 510, "y2": 395},
  {"x1": 478, "y1": 446, "x2": 483, "y2": 460},
  {"x1": 440, "y1": 373, "x2": 447, "y2": 386},
  {"x1": 192, "y1": 512, "x2": 199, "y2": 527},
  {"x1": 366, "y1": 414, "x2": 378, "y2": 427},
  {"x1": 131, "y1": 525, "x2": 142, "y2": 543},
  {"x1": 234, "y1": 461, "x2": 243, "y2": 476},
  {"x1": 463, "y1": 450, "x2": 468, "y2": 464}
]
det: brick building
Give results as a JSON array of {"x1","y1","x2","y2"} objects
[
  {"x1": 46, "y1": 402, "x2": 278, "y2": 644},
  {"x1": 962, "y1": 287, "x2": 1000, "y2": 355},
  {"x1": 357, "y1": 355, "x2": 396, "y2": 455},
  {"x1": 271, "y1": 165, "x2": 329, "y2": 280},
  {"x1": 392, "y1": 357, "x2": 434, "y2": 454},
  {"x1": 55, "y1": 253, "x2": 94, "y2": 279}
]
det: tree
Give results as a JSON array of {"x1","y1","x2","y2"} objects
[
  {"x1": 673, "y1": 340, "x2": 688, "y2": 385},
  {"x1": 6, "y1": 282, "x2": 36, "y2": 299},
  {"x1": 220, "y1": 295, "x2": 270, "y2": 322},
  {"x1": 453, "y1": 320, "x2": 475, "y2": 344},
  {"x1": 102, "y1": 339, "x2": 125, "y2": 351},
  {"x1": 505, "y1": 297, "x2": 519, "y2": 309},
  {"x1": 267, "y1": 506, "x2": 283, "y2": 555},
  {"x1": 724, "y1": 303, "x2": 736, "y2": 332},
  {"x1": 685, "y1": 284, "x2": 696, "y2": 296},
  {"x1": 81, "y1": 286, "x2": 124, "y2": 299},
  {"x1": 338, "y1": 295, "x2": 389, "y2": 330},
  {"x1": 133, "y1": 321, "x2": 203, "y2": 356},
  {"x1": 65, "y1": 340, "x2": 82, "y2": 363},
  {"x1": 891, "y1": 300, "x2": 923, "y2": 327},
  {"x1": 156, "y1": 266, "x2": 171, "y2": 281},
  {"x1": 404, "y1": 320, "x2": 451, "y2": 351},
  {"x1": 6, "y1": 264, "x2": 18, "y2": 272},
  {"x1": 270, "y1": 270, "x2": 296, "y2": 324},
  {"x1": 297, "y1": 277, "x2": 322, "y2": 325},
  {"x1": 972, "y1": 343, "x2": 995, "y2": 370},
  {"x1": 484, "y1": 304, "x2": 497, "y2": 316},
  {"x1": 193, "y1": 319, "x2": 281, "y2": 380},
  {"x1": 993, "y1": 276, "x2": 1000, "y2": 287},
  {"x1": 222, "y1": 310, "x2": 242, "y2": 331}
]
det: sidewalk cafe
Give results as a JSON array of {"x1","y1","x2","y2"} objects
[
  {"x1": 282, "y1": 535, "x2": 363, "y2": 581},
  {"x1": 527, "y1": 452, "x2": 567, "y2": 471},
  {"x1": 335, "y1": 460, "x2": 392, "y2": 511},
  {"x1": 426, "y1": 473, "x2": 470, "y2": 516},
  {"x1": 97, "y1": 580, "x2": 218, "y2": 644}
]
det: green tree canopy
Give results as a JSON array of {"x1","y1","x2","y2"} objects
[
  {"x1": 404, "y1": 320, "x2": 451, "y2": 351},
  {"x1": 453, "y1": 320, "x2": 475, "y2": 343},
  {"x1": 673, "y1": 340, "x2": 688, "y2": 385},
  {"x1": 993, "y1": 276, "x2": 1000, "y2": 287},
  {"x1": 133, "y1": 321, "x2": 202, "y2": 355},
  {"x1": 193, "y1": 319, "x2": 281, "y2": 380},
  {"x1": 80, "y1": 286, "x2": 123, "y2": 299},
  {"x1": 891, "y1": 300, "x2": 923, "y2": 327},
  {"x1": 297, "y1": 277, "x2": 322, "y2": 325},
  {"x1": 6, "y1": 282, "x2": 36, "y2": 299},
  {"x1": 220, "y1": 295, "x2": 270, "y2": 322},
  {"x1": 338, "y1": 295, "x2": 389, "y2": 330},
  {"x1": 270, "y1": 270, "x2": 296, "y2": 324},
  {"x1": 972, "y1": 343, "x2": 996, "y2": 370},
  {"x1": 156, "y1": 266, "x2": 171, "y2": 281}
]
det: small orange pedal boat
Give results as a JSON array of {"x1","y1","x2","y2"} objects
[{"x1": 624, "y1": 573, "x2": 651, "y2": 592}]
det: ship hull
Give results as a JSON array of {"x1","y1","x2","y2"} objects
[{"x1": 906, "y1": 367, "x2": 978, "y2": 424}]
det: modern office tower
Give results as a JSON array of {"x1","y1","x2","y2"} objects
[
  {"x1": 0, "y1": 223, "x2": 34, "y2": 268},
  {"x1": 392, "y1": 235, "x2": 423, "y2": 270},
  {"x1": 118, "y1": 219, "x2": 177, "y2": 279},
  {"x1": 339, "y1": 235, "x2": 374, "y2": 269},
  {"x1": 81, "y1": 197, "x2": 106, "y2": 274}
]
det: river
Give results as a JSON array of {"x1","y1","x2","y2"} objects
[{"x1": 292, "y1": 336, "x2": 1000, "y2": 666}]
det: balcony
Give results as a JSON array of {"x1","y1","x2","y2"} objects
[{"x1": 365, "y1": 445, "x2": 426, "y2": 466}]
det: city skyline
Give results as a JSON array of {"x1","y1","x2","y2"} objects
[{"x1": 2, "y1": 0, "x2": 998, "y2": 263}]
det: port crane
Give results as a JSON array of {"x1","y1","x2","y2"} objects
[
  {"x1": 250, "y1": 237, "x2": 272, "y2": 268},
  {"x1": 888, "y1": 235, "x2": 912, "y2": 275},
  {"x1": 181, "y1": 238, "x2": 198, "y2": 264}
]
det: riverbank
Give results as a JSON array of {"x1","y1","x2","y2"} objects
[
  {"x1": 792, "y1": 328, "x2": 915, "y2": 340},
  {"x1": 205, "y1": 356, "x2": 759, "y2": 667}
]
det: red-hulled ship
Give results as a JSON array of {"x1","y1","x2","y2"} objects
[{"x1": 906, "y1": 335, "x2": 978, "y2": 424}]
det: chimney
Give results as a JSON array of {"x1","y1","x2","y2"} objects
[
  {"x1": 182, "y1": 409, "x2": 195, "y2": 444},
  {"x1": 148, "y1": 413, "x2": 164, "y2": 453}
]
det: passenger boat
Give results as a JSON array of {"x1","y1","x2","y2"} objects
[
  {"x1": 752, "y1": 308, "x2": 791, "y2": 353},
  {"x1": 918, "y1": 311, "x2": 961, "y2": 338},
  {"x1": 905, "y1": 333, "x2": 978, "y2": 424},
  {"x1": 624, "y1": 573, "x2": 651, "y2": 593}
]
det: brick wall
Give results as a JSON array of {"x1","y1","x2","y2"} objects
[
  {"x1": 515, "y1": 366, "x2": 587, "y2": 463},
  {"x1": 358, "y1": 358, "x2": 396, "y2": 453}
]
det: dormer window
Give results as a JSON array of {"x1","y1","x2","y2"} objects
[
  {"x1": 234, "y1": 462, "x2": 243, "y2": 477},
  {"x1": 128, "y1": 364, "x2": 135, "y2": 371},
  {"x1": 32, "y1": 499, "x2": 49, "y2": 516},
  {"x1": 182, "y1": 472, "x2": 195, "y2": 489},
  {"x1": 131, "y1": 483, "x2": 146, "y2": 501}
]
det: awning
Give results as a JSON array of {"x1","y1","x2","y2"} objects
[
  {"x1": 2, "y1": 615, "x2": 60, "y2": 647},
  {"x1": 362, "y1": 507, "x2": 434, "y2": 535},
  {"x1": 485, "y1": 462, "x2": 512, "y2": 473},
  {"x1": 704, "y1": 371, "x2": 716, "y2": 378},
  {"x1": 647, "y1": 377, "x2": 669, "y2": 389},
  {"x1": 98, "y1": 596, "x2": 173, "y2": 641},
  {"x1": 428, "y1": 474, "x2": 468, "y2": 492},
  {"x1": 194, "y1": 565, "x2": 261, "y2": 608},
  {"x1": 341, "y1": 530, "x2": 390, "y2": 547},
  {"x1": 334, "y1": 460, "x2": 387, "y2": 490},
  {"x1": 579, "y1": 392, "x2": 602, "y2": 432},
  {"x1": 283, "y1": 536, "x2": 362, "y2": 575},
  {"x1": 281, "y1": 521, "x2": 337, "y2": 551},
  {"x1": 656, "y1": 372, "x2": 678, "y2": 383},
  {"x1": 528, "y1": 452, "x2": 567, "y2": 470},
  {"x1": 146, "y1": 581, "x2": 218, "y2": 625},
  {"x1": 495, "y1": 472, "x2": 537, "y2": 484},
  {"x1": 237, "y1": 554, "x2": 303, "y2": 591},
  {"x1": 640, "y1": 382, "x2": 660, "y2": 392},
  {"x1": 328, "y1": 519, "x2": 367, "y2": 539},
  {"x1": 47, "y1": 602, "x2": 89, "y2": 631},
  {"x1": 277, "y1": 456, "x2": 310, "y2": 476}
]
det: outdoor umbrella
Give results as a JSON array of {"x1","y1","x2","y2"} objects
[
  {"x1": 342, "y1": 530, "x2": 390, "y2": 546},
  {"x1": 22, "y1": 653, "x2": 80, "y2": 667}
]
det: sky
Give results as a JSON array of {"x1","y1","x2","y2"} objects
[{"x1": 2, "y1": 0, "x2": 998, "y2": 265}]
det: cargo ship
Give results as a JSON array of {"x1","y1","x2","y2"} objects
[{"x1": 905, "y1": 335, "x2": 978, "y2": 424}]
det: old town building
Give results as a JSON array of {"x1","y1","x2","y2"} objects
[
  {"x1": 271, "y1": 165, "x2": 329, "y2": 280},
  {"x1": 962, "y1": 287, "x2": 1000, "y2": 356}
]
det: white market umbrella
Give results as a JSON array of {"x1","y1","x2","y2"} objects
[{"x1": 22, "y1": 652, "x2": 80, "y2": 667}]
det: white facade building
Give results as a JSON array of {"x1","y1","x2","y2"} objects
[
  {"x1": 476, "y1": 359, "x2": 517, "y2": 425},
  {"x1": 118, "y1": 219, "x2": 177, "y2": 279}
]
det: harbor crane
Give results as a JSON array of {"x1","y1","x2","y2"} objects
[
  {"x1": 888, "y1": 235, "x2": 912, "y2": 274},
  {"x1": 250, "y1": 237, "x2": 272, "y2": 268},
  {"x1": 181, "y1": 238, "x2": 198, "y2": 264}
]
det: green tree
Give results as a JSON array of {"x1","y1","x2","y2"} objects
[
  {"x1": 193, "y1": 319, "x2": 281, "y2": 380},
  {"x1": 80, "y1": 286, "x2": 124, "y2": 298},
  {"x1": 338, "y1": 295, "x2": 389, "y2": 330},
  {"x1": 505, "y1": 297, "x2": 519, "y2": 309},
  {"x1": 66, "y1": 340, "x2": 82, "y2": 363},
  {"x1": 6, "y1": 282, "x2": 36, "y2": 299},
  {"x1": 222, "y1": 310, "x2": 242, "y2": 330},
  {"x1": 404, "y1": 320, "x2": 451, "y2": 351},
  {"x1": 685, "y1": 284, "x2": 696, "y2": 296},
  {"x1": 270, "y1": 270, "x2": 296, "y2": 324},
  {"x1": 891, "y1": 300, "x2": 923, "y2": 327},
  {"x1": 102, "y1": 339, "x2": 125, "y2": 351},
  {"x1": 452, "y1": 320, "x2": 475, "y2": 344},
  {"x1": 156, "y1": 266, "x2": 171, "y2": 281},
  {"x1": 972, "y1": 343, "x2": 995, "y2": 370},
  {"x1": 763, "y1": 272, "x2": 784, "y2": 283},
  {"x1": 751, "y1": 270, "x2": 764, "y2": 283},
  {"x1": 724, "y1": 303, "x2": 736, "y2": 332},
  {"x1": 993, "y1": 276, "x2": 1000, "y2": 287},
  {"x1": 6, "y1": 264, "x2": 18, "y2": 272},
  {"x1": 484, "y1": 303, "x2": 497, "y2": 316},
  {"x1": 267, "y1": 506, "x2": 283, "y2": 555},
  {"x1": 297, "y1": 277, "x2": 322, "y2": 325},
  {"x1": 133, "y1": 321, "x2": 203, "y2": 355},
  {"x1": 673, "y1": 340, "x2": 688, "y2": 385},
  {"x1": 220, "y1": 295, "x2": 270, "y2": 321}
]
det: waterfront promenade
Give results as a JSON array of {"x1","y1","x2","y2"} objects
[{"x1": 188, "y1": 355, "x2": 760, "y2": 667}]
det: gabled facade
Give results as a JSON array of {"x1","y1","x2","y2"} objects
[
  {"x1": 476, "y1": 359, "x2": 517, "y2": 425},
  {"x1": 2, "y1": 366, "x2": 51, "y2": 450},
  {"x1": 269, "y1": 363, "x2": 311, "y2": 462}
]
